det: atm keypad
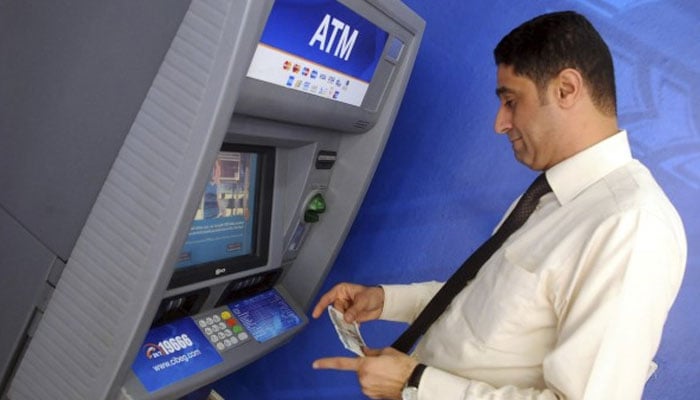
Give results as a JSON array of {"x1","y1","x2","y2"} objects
[{"x1": 194, "y1": 306, "x2": 250, "y2": 352}]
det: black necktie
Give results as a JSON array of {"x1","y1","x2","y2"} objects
[{"x1": 391, "y1": 173, "x2": 552, "y2": 353}]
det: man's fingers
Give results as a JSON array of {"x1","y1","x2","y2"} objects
[
  {"x1": 312, "y1": 357, "x2": 361, "y2": 371},
  {"x1": 311, "y1": 284, "x2": 355, "y2": 319},
  {"x1": 311, "y1": 289, "x2": 339, "y2": 319},
  {"x1": 362, "y1": 347, "x2": 381, "y2": 357},
  {"x1": 343, "y1": 296, "x2": 368, "y2": 322},
  {"x1": 345, "y1": 286, "x2": 383, "y2": 323},
  {"x1": 311, "y1": 301, "x2": 327, "y2": 319}
]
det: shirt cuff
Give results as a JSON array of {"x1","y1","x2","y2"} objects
[
  {"x1": 418, "y1": 366, "x2": 470, "y2": 399},
  {"x1": 379, "y1": 282, "x2": 443, "y2": 323}
]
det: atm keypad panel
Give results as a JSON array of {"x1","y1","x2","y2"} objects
[{"x1": 194, "y1": 306, "x2": 251, "y2": 352}]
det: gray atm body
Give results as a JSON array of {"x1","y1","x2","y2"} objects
[{"x1": 0, "y1": 1, "x2": 424, "y2": 399}]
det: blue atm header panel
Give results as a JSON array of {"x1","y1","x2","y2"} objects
[
  {"x1": 247, "y1": 0, "x2": 389, "y2": 107},
  {"x1": 238, "y1": 0, "x2": 409, "y2": 132}
]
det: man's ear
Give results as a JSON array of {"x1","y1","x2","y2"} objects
[{"x1": 554, "y1": 68, "x2": 583, "y2": 109}]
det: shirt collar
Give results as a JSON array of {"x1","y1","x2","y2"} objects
[{"x1": 545, "y1": 130, "x2": 633, "y2": 206}]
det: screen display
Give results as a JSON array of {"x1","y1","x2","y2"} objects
[
  {"x1": 168, "y1": 144, "x2": 274, "y2": 290},
  {"x1": 177, "y1": 151, "x2": 259, "y2": 269},
  {"x1": 246, "y1": 0, "x2": 389, "y2": 107}
]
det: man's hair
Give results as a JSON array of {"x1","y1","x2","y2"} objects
[{"x1": 494, "y1": 11, "x2": 617, "y2": 116}]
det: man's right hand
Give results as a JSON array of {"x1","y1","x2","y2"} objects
[{"x1": 311, "y1": 283, "x2": 385, "y2": 323}]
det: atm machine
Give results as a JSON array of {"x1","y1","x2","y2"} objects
[{"x1": 0, "y1": 0, "x2": 424, "y2": 399}]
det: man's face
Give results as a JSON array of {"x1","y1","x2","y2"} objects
[{"x1": 494, "y1": 65, "x2": 561, "y2": 171}]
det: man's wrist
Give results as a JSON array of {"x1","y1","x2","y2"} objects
[
  {"x1": 406, "y1": 363, "x2": 427, "y2": 388},
  {"x1": 401, "y1": 363, "x2": 427, "y2": 400},
  {"x1": 373, "y1": 285, "x2": 386, "y2": 318}
]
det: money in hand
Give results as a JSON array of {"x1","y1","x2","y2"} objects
[{"x1": 328, "y1": 306, "x2": 367, "y2": 357}]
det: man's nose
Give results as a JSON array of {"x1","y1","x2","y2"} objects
[{"x1": 494, "y1": 107, "x2": 511, "y2": 134}]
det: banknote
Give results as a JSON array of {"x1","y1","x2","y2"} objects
[{"x1": 328, "y1": 305, "x2": 367, "y2": 356}]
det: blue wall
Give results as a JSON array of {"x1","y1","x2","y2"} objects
[{"x1": 210, "y1": 1, "x2": 700, "y2": 398}]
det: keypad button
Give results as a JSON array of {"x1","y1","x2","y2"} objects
[{"x1": 196, "y1": 307, "x2": 249, "y2": 353}]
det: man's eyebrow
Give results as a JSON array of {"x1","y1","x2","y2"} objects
[{"x1": 495, "y1": 86, "x2": 514, "y2": 98}]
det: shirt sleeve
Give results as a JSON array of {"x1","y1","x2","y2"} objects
[
  {"x1": 379, "y1": 281, "x2": 443, "y2": 323},
  {"x1": 419, "y1": 367, "x2": 562, "y2": 399}
]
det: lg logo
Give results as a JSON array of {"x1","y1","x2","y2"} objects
[{"x1": 215, "y1": 268, "x2": 227, "y2": 276}]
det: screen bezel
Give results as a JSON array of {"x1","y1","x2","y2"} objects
[{"x1": 168, "y1": 143, "x2": 275, "y2": 289}]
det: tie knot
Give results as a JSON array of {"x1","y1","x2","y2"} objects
[
  {"x1": 523, "y1": 173, "x2": 552, "y2": 204},
  {"x1": 496, "y1": 173, "x2": 552, "y2": 240}
]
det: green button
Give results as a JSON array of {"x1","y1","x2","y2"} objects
[
  {"x1": 307, "y1": 193, "x2": 326, "y2": 213},
  {"x1": 304, "y1": 193, "x2": 326, "y2": 223}
]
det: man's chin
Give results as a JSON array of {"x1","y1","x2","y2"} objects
[{"x1": 513, "y1": 154, "x2": 539, "y2": 170}]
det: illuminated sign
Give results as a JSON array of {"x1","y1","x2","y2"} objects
[
  {"x1": 247, "y1": 0, "x2": 389, "y2": 106},
  {"x1": 308, "y1": 14, "x2": 359, "y2": 61}
]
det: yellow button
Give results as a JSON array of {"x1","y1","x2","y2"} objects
[{"x1": 221, "y1": 311, "x2": 232, "y2": 320}]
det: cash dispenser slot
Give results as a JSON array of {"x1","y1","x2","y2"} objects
[
  {"x1": 152, "y1": 288, "x2": 210, "y2": 328},
  {"x1": 215, "y1": 269, "x2": 283, "y2": 306}
]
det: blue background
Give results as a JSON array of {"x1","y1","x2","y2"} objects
[
  {"x1": 260, "y1": 0, "x2": 388, "y2": 81},
  {"x1": 204, "y1": 1, "x2": 700, "y2": 399}
]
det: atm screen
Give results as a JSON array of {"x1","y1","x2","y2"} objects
[
  {"x1": 169, "y1": 144, "x2": 274, "y2": 289},
  {"x1": 246, "y1": 0, "x2": 389, "y2": 107}
]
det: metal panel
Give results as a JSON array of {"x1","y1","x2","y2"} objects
[
  {"x1": 0, "y1": 209, "x2": 56, "y2": 393},
  {"x1": 8, "y1": 0, "x2": 270, "y2": 398},
  {"x1": 0, "y1": 0, "x2": 191, "y2": 259}
]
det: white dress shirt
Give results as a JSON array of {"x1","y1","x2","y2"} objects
[{"x1": 380, "y1": 131, "x2": 687, "y2": 399}]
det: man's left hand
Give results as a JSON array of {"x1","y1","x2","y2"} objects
[{"x1": 313, "y1": 347, "x2": 419, "y2": 400}]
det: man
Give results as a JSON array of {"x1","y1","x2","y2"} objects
[{"x1": 311, "y1": 11, "x2": 686, "y2": 400}]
